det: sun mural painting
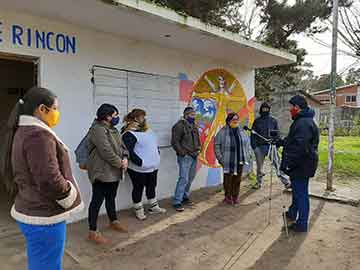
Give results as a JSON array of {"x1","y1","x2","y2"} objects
[{"x1": 189, "y1": 69, "x2": 254, "y2": 168}]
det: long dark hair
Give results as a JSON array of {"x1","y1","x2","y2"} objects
[{"x1": 0, "y1": 87, "x2": 57, "y2": 195}]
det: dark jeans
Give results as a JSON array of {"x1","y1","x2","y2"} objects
[
  {"x1": 223, "y1": 166, "x2": 243, "y2": 198},
  {"x1": 88, "y1": 181, "x2": 119, "y2": 231},
  {"x1": 288, "y1": 178, "x2": 310, "y2": 231},
  {"x1": 127, "y1": 169, "x2": 157, "y2": 204}
]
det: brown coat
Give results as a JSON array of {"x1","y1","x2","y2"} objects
[
  {"x1": 11, "y1": 116, "x2": 83, "y2": 225},
  {"x1": 171, "y1": 119, "x2": 201, "y2": 157},
  {"x1": 87, "y1": 121, "x2": 128, "y2": 183}
]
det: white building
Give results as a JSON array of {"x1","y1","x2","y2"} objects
[{"x1": 0, "y1": 0, "x2": 295, "y2": 222}]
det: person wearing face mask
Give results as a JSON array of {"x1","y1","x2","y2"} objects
[
  {"x1": 214, "y1": 113, "x2": 252, "y2": 205},
  {"x1": 87, "y1": 104, "x2": 129, "y2": 244},
  {"x1": 0, "y1": 87, "x2": 83, "y2": 270},
  {"x1": 171, "y1": 107, "x2": 201, "y2": 212},
  {"x1": 250, "y1": 102, "x2": 290, "y2": 189},
  {"x1": 121, "y1": 109, "x2": 166, "y2": 220},
  {"x1": 278, "y1": 95, "x2": 319, "y2": 233}
]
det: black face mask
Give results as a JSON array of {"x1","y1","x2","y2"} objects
[{"x1": 260, "y1": 110, "x2": 270, "y2": 116}]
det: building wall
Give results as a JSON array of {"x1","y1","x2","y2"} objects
[
  {"x1": 0, "y1": 9, "x2": 255, "y2": 221},
  {"x1": 314, "y1": 85, "x2": 359, "y2": 107}
]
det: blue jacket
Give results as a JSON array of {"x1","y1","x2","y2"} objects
[{"x1": 280, "y1": 108, "x2": 320, "y2": 179}]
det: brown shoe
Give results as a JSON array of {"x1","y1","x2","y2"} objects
[
  {"x1": 109, "y1": 221, "x2": 128, "y2": 233},
  {"x1": 87, "y1": 231, "x2": 110, "y2": 245}
]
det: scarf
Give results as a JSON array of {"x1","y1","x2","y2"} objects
[{"x1": 121, "y1": 120, "x2": 149, "y2": 134}]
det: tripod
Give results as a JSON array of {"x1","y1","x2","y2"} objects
[{"x1": 244, "y1": 127, "x2": 289, "y2": 236}]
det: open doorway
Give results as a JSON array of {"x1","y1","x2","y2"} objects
[{"x1": 0, "y1": 53, "x2": 38, "y2": 229}]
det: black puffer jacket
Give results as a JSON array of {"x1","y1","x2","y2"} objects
[
  {"x1": 280, "y1": 108, "x2": 320, "y2": 179},
  {"x1": 250, "y1": 114, "x2": 279, "y2": 149}
]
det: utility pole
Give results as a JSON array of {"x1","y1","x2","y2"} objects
[{"x1": 327, "y1": 0, "x2": 339, "y2": 191}]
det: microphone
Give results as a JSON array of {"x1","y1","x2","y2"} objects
[{"x1": 243, "y1": 126, "x2": 251, "y2": 131}]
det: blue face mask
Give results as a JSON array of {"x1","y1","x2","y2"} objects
[
  {"x1": 186, "y1": 117, "x2": 195, "y2": 124},
  {"x1": 111, "y1": 116, "x2": 120, "y2": 126}
]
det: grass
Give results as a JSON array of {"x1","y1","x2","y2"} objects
[{"x1": 319, "y1": 136, "x2": 360, "y2": 177}]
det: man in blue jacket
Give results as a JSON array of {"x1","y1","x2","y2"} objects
[{"x1": 280, "y1": 95, "x2": 320, "y2": 233}]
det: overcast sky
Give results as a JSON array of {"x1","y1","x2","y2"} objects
[{"x1": 242, "y1": 0, "x2": 359, "y2": 76}]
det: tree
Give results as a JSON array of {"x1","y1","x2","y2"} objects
[
  {"x1": 337, "y1": 1, "x2": 360, "y2": 57},
  {"x1": 310, "y1": 73, "x2": 345, "y2": 91},
  {"x1": 345, "y1": 67, "x2": 360, "y2": 84},
  {"x1": 254, "y1": 0, "x2": 335, "y2": 100},
  {"x1": 143, "y1": 0, "x2": 341, "y2": 99},
  {"x1": 151, "y1": 0, "x2": 245, "y2": 31}
]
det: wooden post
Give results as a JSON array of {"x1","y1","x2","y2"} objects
[{"x1": 327, "y1": 0, "x2": 339, "y2": 191}]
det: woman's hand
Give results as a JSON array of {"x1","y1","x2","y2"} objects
[{"x1": 121, "y1": 158, "x2": 128, "y2": 170}]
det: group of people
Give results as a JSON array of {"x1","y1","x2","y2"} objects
[{"x1": 0, "y1": 86, "x2": 319, "y2": 270}]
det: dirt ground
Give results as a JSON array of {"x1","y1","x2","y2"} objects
[{"x1": 1, "y1": 179, "x2": 359, "y2": 270}]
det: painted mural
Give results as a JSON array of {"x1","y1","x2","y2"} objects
[{"x1": 179, "y1": 69, "x2": 256, "y2": 186}]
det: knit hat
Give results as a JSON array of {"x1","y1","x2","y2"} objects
[
  {"x1": 183, "y1": 106, "x2": 195, "y2": 116},
  {"x1": 289, "y1": 95, "x2": 308, "y2": 110},
  {"x1": 226, "y1": 113, "x2": 238, "y2": 125}
]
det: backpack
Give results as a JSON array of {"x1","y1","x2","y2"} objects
[{"x1": 75, "y1": 130, "x2": 93, "y2": 170}]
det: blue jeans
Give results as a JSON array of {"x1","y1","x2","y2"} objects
[
  {"x1": 17, "y1": 221, "x2": 66, "y2": 270},
  {"x1": 173, "y1": 155, "x2": 197, "y2": 205},
  {"x1": 288, "y1": 178, "x2": 310, "y2": 231}
]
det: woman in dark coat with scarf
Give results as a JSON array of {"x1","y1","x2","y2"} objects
[{"x1": 214, "y1": 113, "x2": 252, "y2": 205}]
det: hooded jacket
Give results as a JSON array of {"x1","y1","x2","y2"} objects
[
  {"x1": 280, "y1": 108, "x2": 320, "y2": 179},
  {"x1": 250, "y1": 104, "x2": 279, "y2": 149}
]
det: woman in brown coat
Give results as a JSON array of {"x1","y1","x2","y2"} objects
[
  {"x1": 0, "y1": 87, "x2": 83, "y2": 270},
  {"x1": 87, "y1": 104, "x2": 129, "y2": 244}
]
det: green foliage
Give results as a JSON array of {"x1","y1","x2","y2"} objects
[
  {"x1": 345, "y1": 68, "x2": 360, "y2": 85},
  {"x1": 309, "y1": 73, "x2": 345, "y2": 92},
  {"x1": 254, "y1": 0, "x2": 334, "y2": 99},
  {"x1": 151, "y1": 0, "x2": 244, "y2": 31},
  {"x1": 143, "y1": 0, "x2": 351, "y2": 99}
]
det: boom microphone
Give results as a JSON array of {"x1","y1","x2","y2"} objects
[{"x1": 243, "y1": 126, "x2": 251, "y2": 131}]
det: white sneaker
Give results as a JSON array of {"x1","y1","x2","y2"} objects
[
  {"x1": 148, "y1": 205, "x2": 167, "y2": 214},
  {"x1": 147, "y1": 199, "x2": 167, "y2": 215},
  {"x1": 134, "y1": 203, "x2": 147, "y2": 220}
]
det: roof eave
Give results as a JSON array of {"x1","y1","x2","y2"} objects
[{"x1": 109, "y1": 0, "x2": 297, "y2": 66}]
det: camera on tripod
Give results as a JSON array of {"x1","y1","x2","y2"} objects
[{"x1": 269, "y1": 130, "x2": 280, "y2": 145}]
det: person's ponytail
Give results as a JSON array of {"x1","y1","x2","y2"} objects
[{"x1": 0, "y1": 100, "x2": 23, "y2": 195}]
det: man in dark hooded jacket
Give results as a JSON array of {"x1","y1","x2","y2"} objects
[
  {"x1": 251, "y1": 102, "x2": 290, "y2": 189},
  {"x1": 279, "y1": 95, "x2": 320, "y2": 233}
]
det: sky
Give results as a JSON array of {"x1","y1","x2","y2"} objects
[
  {"x1": 241, "y1": 0, "x2": 360, "y2": 76},
  {"x1": 295, "y1": 31, "x2": 358, "y2": 76}
]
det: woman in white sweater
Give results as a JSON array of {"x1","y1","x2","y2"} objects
[{"x1": 121, "y1": 109, "x2": 166, "y2": 220}]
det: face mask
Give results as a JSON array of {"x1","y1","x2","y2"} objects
[
  {"x1": 230, "y1": 122, "x2": 239, "y2": 129},
  {"x1": 111, "y1": 116, "x2": 120, "y2": 126},
  {"x1": 186, "y1": 117, "x2": 195, "y2": 124},
  {"x1": 43, "y1": 107, "x2": 60, "y2": 128},
  {"x1": 260, "y1": 110, "x2": 270, "y2": 116},
  {"x1": 290, "y1": 107, "x2": 300, "y2": 119}
]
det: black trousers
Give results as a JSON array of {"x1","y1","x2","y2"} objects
[
  {"x1": 127, "y1": 169, "x2": 157, "y2": 204},
  {"x1": 88, "y1": 181, "x2": 119, "y2": 231}
]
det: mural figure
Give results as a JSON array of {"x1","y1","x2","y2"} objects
[{"x1": 190, "y1": 69, "x2": 248, "y2": 167}]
